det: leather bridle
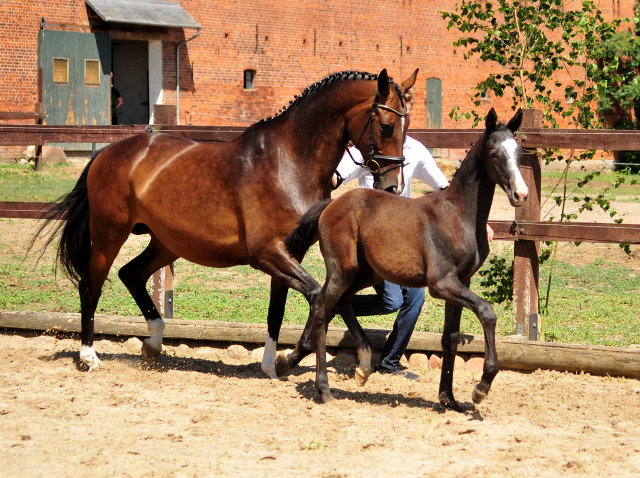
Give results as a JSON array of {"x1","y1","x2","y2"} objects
[{"x1": 345, "y1": 90, "x2": 408, "y2": 177}]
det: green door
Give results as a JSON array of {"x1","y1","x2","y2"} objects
[
  {"x1": 38, "y1": 29, "x2": 111, "y2": 150},
  {"x1": 426, "y1": 78, "x2": 442, "y2": 129}
]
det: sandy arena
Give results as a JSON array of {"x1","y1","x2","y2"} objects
[{"x1": 0, "y1": 331, "x2": 639, "y2": 477}]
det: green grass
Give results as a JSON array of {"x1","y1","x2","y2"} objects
[
  {"x1": 0, "y1": 162, "x2": 83, "y2": 201},
  {"x1": 0, "y1": 162, "x2": 639, "y2": 347},
  {"x1": 540, "y1": 169, "x2": 640, "y2": 202}
]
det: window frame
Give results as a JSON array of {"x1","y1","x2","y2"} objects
[
  {"x1": 53, "y1": 57, "x2": 69, "y2": 84},
  {"x1": 243, "y1": 69, "x2": 256, "y2": 90}
]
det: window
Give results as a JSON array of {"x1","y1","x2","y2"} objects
[
  {"x1": 85, "y1": 59, "x2": 101, "y2": 85},
  {"x1": 53, "y1": 58, "x2": 69, "y2": 84},
  {"x1": 243, "y1": 69, "x2": 256, "y2": 90}
]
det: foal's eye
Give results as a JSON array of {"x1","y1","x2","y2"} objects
[{"x1": 380, "y1": 123, "x2": 394, "y2": 135}]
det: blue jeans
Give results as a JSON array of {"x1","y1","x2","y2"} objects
[{"x1": 350, "y1": 281, "x2": 425, "y2": 371}]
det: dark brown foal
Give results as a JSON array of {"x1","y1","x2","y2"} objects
[{"x1": 286, "y1": 108, "x2": 528, "y2": 410}]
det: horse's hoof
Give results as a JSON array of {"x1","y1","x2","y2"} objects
[
  {"x1": 354, "y1": 366, "x2": 370, "y2": 387},
  {"x1": 320, "y1": 391, "x2": 335, "y2": 404},
  {"x1": 472, "y1": 385, "x2": 488, "y2": 404},
  {"x1": 141, "y1": 340, "x2": 161, "y2": 363},
  {"x1": 79, "y1": 346, "x2": 101, "y2": 372},
  {"x1": 275, "y1": 353, "x2": 292, "y2": 377},
  {"x1": 439, "y1": 391, "x2": 464, "y2": 413}
]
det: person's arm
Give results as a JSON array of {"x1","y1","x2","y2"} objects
[
  {"x1": 116, "y1": 96, "x2": 123, "y2": 108},
  {"x1": 405, "y1": 137, "x2": 449, "y2": 190},
  {"x1": 333, "y1": 148, "x2": 368, "y2": 187}
]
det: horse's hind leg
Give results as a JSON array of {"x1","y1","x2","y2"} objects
[
  {"x1": 261, "y1": 278, "x2": 289, "y2": 378},
  {"x1": 78, "y1": 231, "x2": 130, "y2": 370},
  {"x1": 118, "y1": 236, "x2": 178, "y2": 362}
]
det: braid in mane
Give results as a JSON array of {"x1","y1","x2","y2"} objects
[{"x1": 252, "y1": 70, "x2": 401, "y2": 126}]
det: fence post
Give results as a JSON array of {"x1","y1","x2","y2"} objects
[
  {"x1": 148, "y1": 104, "x2": 177, "y2": 319},
  {"x1": 150, "y1": 263, "x2": 174, "y2": 319},
  {"x1": 34, "y1": 102, "x2": 43, "y2": 172},
  {"x1": 513, "y1": 109, "x2": 542, "y2": 338}
]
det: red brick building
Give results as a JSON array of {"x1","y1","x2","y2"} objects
[{"x1": 0, "y1": 0, "x2": 635, "y2": 145}]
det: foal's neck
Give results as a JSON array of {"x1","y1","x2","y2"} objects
[{"x1": 448, "y1": 134, "x2": 495, "y2": 231}]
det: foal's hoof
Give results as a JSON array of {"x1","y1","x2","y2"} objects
[
  {"x1": 472, "y1": 385, "x2": 488, "y2": 404},
  {"x1": 141, "y1": 339, "x2": 162, "y2": 363},
  {"x1": 438, "y1": 391, "x2": 464, "y2": 413},
  {"x1": 275, "y1": 353, "x2": 292, "y2": 377},
  {"x1": 318, "y1": 389, "x2": 335, "y2": 404},
  {"x1": 354, "y1": 365, "x2": 370, "y2": 387}
]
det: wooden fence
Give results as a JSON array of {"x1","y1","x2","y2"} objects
[{"x1": 1, "y1": 116, "x2": 640, "y2": 341}]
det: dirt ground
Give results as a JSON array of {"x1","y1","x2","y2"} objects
[{"x1": 1, "y1": 332, "x2": 639, "y2": 478}]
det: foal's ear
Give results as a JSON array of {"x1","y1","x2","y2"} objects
[
  {"x1": 377, "y1": 69, "x2": 390, "y2": 96},
  {"x1": 401, "y1": 68, "x2": 419, "y2": 93},
  {"x1": 507, "y1": 108, "x2": 523, "y2": 133},
  {"x1": 485, "y1": 108, "x2": 498, "y2": 133}
]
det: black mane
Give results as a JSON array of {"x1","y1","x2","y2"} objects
[{"x1": 253, "y1": 70, "x2": 403, "y2": 126}]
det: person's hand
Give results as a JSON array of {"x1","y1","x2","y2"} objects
[
  {"x1": 486, "y1": 224, "x2": 494, "y2": 242},
  {"x1": 331, "y1": 173, "x2": 338, "y2": 189}
]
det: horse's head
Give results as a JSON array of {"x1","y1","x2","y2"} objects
[
  {"x1": 348, "y1": 68, "x2": 418, "y2": 195},
  {"x1": 482, "y1": 108, "x2": 528, "y2": 207}
]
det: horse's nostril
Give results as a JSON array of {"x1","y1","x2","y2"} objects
[{"x1": 385, "y1": 185, "x2": 397, "y2": 194}]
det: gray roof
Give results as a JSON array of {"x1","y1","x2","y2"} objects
[{"x1": 86, "y1": 0, "x2": 201, "y2": 29}]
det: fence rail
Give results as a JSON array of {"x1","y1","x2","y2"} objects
[
  {"x1": 3, "y1": 124, "x2": 640, "y2": 149},
  {"x1": 1, "y1": 121, "x2": 639, "y2": 341}
]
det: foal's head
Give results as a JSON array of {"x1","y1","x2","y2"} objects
[
  {"x1": 482, "y1": 108, "x2": 529, "y2": 206},
  {"x1": 349, "y1": 68, "x2": 419, "y2": 195}
]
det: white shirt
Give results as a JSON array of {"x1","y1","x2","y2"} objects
[{"x1": 335, "y1": 136, "x2": 449, "y2": 198}]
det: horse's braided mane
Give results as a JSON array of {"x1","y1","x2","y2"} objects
[{"x1": 253, "y1": 70, "x2": 403, "y2": 126}]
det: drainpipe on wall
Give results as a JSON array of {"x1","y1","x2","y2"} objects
[{"x1": 176, "y1": 29, "x2": 200, "y2": 125}]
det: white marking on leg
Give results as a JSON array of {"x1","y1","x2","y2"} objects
[
  {"x1": 146, "y1": 318, "x2": 165, "y2": 352},
  {"x1": 261, "y1": 334, "x2": 278, "y2": 379},
  {"x1": 501, "y1": 138, "x2": 528, "y2": 204},
  {"x1": 355, "y1": 347, "x2": 372, "y2": 386},
  {"x1": 79, "y1": 345, "x2": 101, "y2": 372}
]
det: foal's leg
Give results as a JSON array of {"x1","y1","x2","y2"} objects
[
  {"x1": 439, "y1": 301, "x2": 464, "y2": 412},
  {"x1": 430, "y1": 276, "x2": 500, "y2": 411},
  {"x1": 78, "y1": 230, "x2": 130, "y2": 370},
  {"x1": 118, "y1": 236, "x2": 179, "y2": 362},
  {"x1": 336, "y1": 300, "x2": 374, "y2": 387},
  {"x1": 261, "y1": 278, "x2": 289, "y2": 378}
]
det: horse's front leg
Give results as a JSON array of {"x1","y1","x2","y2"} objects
[
  {"x1": 439, "y1": 301, "x2": 464, "y2": 412},
  {"x1": 430, "y1": 275, "x2": 499, "y2": 411}
]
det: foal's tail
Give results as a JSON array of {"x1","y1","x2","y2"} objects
[
  {"x1": 285, "y1": 199, "x2": 332, "y2": 256},
  {"x1": 30, "y1": 149, "x2": 102, "y2": 286}
]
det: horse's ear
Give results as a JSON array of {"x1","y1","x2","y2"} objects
[
  {"x1": 401, "y1": 68, "x2": 419, "y2": 93},
  {"x1": 377, "y1": 69, "x2": 390, "y2": 96},
  {"x1": 485, "y1": 108, "x2": 498, "y2": 133},
  {"x1": 507, "y1": 108, "x2": 523, "y2": 133}
]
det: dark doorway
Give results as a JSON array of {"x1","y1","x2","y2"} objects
[{"x1": 112, "y1": 40, "x2": 149, "y2": 124}]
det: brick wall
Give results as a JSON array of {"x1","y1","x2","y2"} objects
[{"x1": 0, "y1": 0, "x2": 635, "y2": 133}]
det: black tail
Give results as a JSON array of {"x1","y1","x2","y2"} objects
[
  {"x1": 30, "y1": 150, "x2": 102, "y2": 286},
  {"x1": 285, "y1": 199, "x2": 332, "y2": 256}
]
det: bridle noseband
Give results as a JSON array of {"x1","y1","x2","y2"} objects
[{"x1": 345, "y1": 91, "x2": 408, "y2": 177}]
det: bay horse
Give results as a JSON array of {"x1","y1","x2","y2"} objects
[
  {"x1": 284, "y1": 108, "x2": 527, "y2": 410},
  {"x1": 35, "y1": 69, "x2": 418, "y2": 373}
]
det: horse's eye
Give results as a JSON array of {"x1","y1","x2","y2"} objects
[{"x1": 380, "y1": 123, "x2": 394, "y2": 135}]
